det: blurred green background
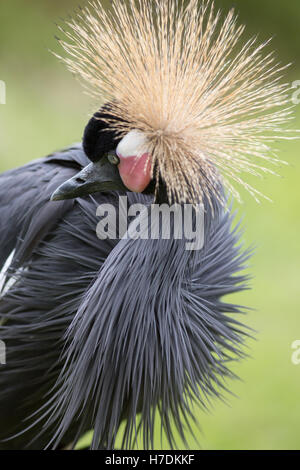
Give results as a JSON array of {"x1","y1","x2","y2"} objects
[{"x1": 0, "y1": 0, "x2": 299, "y2": 450}]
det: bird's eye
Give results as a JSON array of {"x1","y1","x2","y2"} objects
[{"x1": 107, "y1": 153, "x2": 120, "y2": 165}]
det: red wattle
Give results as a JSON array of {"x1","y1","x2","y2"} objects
[{"x1": 117, "y1": 153, "x2": 152, "y2": 193}]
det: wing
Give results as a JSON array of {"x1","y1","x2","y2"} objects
[
  {"x1": 0, "y1": 144, "x2": 93, "y2": 448},
  {"x1": 0, "y1": 144, "x2": 89, "y2": 271}
]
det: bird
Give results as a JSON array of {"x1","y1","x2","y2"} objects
[{"x1": 0, "y1": 0, "x2": 295, "y2": 450}]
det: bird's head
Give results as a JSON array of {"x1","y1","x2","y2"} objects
[{"x1": 51, "y1": 105, "x2": 163, "y2": 202}]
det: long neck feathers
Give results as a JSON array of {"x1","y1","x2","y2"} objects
[{"x1": 38, "y1": 195, "x2": 250, "y2": 449}]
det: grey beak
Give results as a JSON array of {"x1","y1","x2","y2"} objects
[{"x1": 51, "y1": 154, "x2": 127, "y2": 201}]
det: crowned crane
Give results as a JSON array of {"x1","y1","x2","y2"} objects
[{"x1": 0, "y1": 0, "x2": 294, "y2": 450}]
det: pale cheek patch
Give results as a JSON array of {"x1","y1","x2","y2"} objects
[
  {"x1": 116, "y1": 131, "x2": 152, "y2": 193},
  {"x1": 116, "y1": 130, "x2": 149, "y2": 159}
]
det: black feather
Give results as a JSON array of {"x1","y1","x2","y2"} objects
[{"x1": 83, "y1": 105, "x2": 123, "y2": 162}]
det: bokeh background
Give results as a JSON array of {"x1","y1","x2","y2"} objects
[{"x1": 0, "y1": 0, "x2": 299, "y2": 450}]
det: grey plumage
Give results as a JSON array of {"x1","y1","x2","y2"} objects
[{"x1": 0, "y1": 144, "x2": 251, "y2": 449}]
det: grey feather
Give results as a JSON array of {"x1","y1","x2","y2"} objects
[{"x1": 0, "y1": 144, "x2": 251, "y2": 449}]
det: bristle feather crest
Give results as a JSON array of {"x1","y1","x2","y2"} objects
[{"x1": 57, "y1": 0, "x2": 296, "y2": 204}]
